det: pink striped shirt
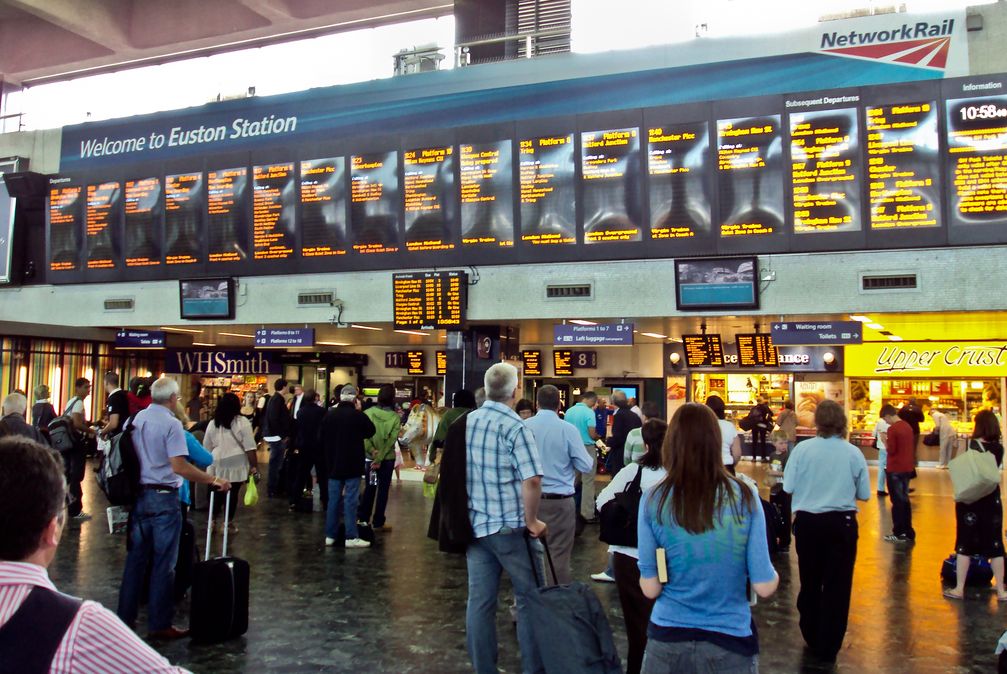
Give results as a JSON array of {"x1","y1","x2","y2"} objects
[{"x1": 0, "y1": 561, "x2": 190, "y2": 673}]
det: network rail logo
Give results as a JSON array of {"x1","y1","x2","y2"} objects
[{"x1": 819, "y1": 18, "x2": 955, "y2": 70}]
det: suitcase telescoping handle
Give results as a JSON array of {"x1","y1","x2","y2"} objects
[
  {"x1": 524, "y1": 531, "x2": 558, "y2": 588},
  {"x1": 204, "y1": 487, "x2": 232, "y2": 561}
]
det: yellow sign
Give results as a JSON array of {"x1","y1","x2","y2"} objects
[{"x1": 844, "y1": 342, "x2": 1007, "y2": 378}]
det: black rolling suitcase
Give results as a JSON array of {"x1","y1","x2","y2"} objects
[
  {"x1": 769, "y1": 483, "x2": 792, "y2": 551},
  {"x1": 190, "y1": 490, "x2": 250, "y2": 643}
]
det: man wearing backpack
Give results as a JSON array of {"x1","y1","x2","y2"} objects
[
  {"x1": 62, "y1": 378, "x2": 96, "y2": 521},
  {"x1": 117, "y1": 378, "x2": 230, "y2": 640}
]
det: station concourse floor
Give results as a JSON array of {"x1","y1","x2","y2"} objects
[{"x1": 52, "y1": 458, "x2": 1004, "y2": 674}]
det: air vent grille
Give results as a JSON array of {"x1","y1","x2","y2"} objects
[
  {"x1": 297, "y1": 291, "x2": 335, "y2": 306},
  {"x1": 861, "y1": 274, "x2": 917, "y2": 291},
  {"x1": 103, "y1": 298, "x2": 134, "y2": 312},
  {"x1": 546, "y1": 283, "x2": 592, "y2": 299}
]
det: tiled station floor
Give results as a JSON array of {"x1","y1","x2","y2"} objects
[{"x1": 50, "y1": 458, "x2": 1005, "y2": 673}]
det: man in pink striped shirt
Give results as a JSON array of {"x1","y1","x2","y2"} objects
[{"x1": 0, "y1": 436, "x2": 189, "y2": 673}]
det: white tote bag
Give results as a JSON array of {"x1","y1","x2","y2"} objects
[{"x1": 948, "y1": 439, "x2": 1001, "y2": 504}]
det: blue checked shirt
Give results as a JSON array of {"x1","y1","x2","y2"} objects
[{"x1": 466, "y1": 401, "x2": 544, "y2": 538}]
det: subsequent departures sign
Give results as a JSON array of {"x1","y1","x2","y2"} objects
[{"x1": 392, "y1": 270, "x2": 468, "y2": 330}]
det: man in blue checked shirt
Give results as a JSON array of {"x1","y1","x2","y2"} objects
[{"x1": 465, "y1": 362, "x2": 547, "y2": 674}]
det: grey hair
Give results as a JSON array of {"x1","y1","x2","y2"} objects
[
  {"x1": 150, "y1": 377, "x2": 180, "y2": 403},
  {"x1": 474, "y1": 387, "x2": 486, "y2": 407},
  {"x1": 2, "y1": 392, "x2": 28, "y2": 416},
  {"x1": 484, "y1": 363, "x2": 518, "y2": 403}
]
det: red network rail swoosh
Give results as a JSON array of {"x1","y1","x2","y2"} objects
[{"x1": 824, "y1": 36, "x2": 950, "y2": 69}]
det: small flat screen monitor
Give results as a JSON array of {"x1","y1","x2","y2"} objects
[
  {"x1": 613, "y1": 385, "x2": 639, "y2": 401},
  {"x1": 674, "y1": 256, "x2": 758, "y2": 311},
  {"x1": 179, "y1": 278, "x2": 235, "y2": 320}
]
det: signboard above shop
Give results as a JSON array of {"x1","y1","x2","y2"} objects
[
  {"x1": 770, "y1": 321, "x2": 862, "y2": 345},
  {"x1": 254, "y1": 328, "x2": 315, "y2": 348},
  {"x1": 553, "y1": 323, "x2": 633, "y2": 346},
  {"x1": 165, "y1": 349, "x2": 282, "y2": 375},
  {"x1": 115, "y1": 329, "x2": 165, "y2": 348},
  {"x1": 845, "y1": 341, "x2": 1007, "y2": 378}
]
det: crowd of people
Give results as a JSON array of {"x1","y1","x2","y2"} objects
[{"x1": 0, "y1": 367, "x2": 1004, "y2": 672}]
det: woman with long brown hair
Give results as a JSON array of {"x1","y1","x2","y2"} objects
[{"x1": 637, "y1": 403, "x2": 778, "y2": 673}]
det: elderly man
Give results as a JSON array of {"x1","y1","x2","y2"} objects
[
  {"x1": 0, "y1": 391, "x2": 48, "y2": 444},
  {"x1": 606, "y1": 390, "x2": 642, "y2": 474}
]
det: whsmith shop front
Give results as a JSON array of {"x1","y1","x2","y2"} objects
[{"x1": 844, "y1": 341, "x2": 1006, "y2": 463}]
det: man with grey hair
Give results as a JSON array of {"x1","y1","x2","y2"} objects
[
  {"x1": 464, "y1": 362, "x2": 546, "y2": 673},
  {"x1": 606, "y1": 390, "x2": 642, "y2": 474},
  {"x1": 0, "y1": 392, "x2": 48, "y2": 444},
  {"x1": 118, "y1": 377, "x2": 230, "y2": 640},
  {"x1": 523, "y1": 384, "x2": 592, "y2": 585},
  {"x1": 320, "y1": 384, "x2": 375, "y2": 548}
]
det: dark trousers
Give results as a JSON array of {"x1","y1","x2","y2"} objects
[
  {"x1": 290, "y1": 449, "x2": 329, "y2": 507},
  {"x1": 613, "y1": 552, "x2": 656, "y2": 674},
  {"x1": 62, "y1": 450, "x2": 86, "y2": 517},
  {"x1": 887, "y1": 472, "x2": 915, "y2": 539},
  {"x1": 752, "y1": 428, "x2": 769, "y2": 459},
  {"x1": 211, "y1": 481, "x2": 244, "y2": 522},
  {"x1": 794, "y1": 510, "x2": 858, "y2": 660},
  {"x1": 359, "y1": 459, "x2": 395, "y2": 527}
]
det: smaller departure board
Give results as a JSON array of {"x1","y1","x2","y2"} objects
[
  {"x1": 300, "y1": 157, "x2": 348, "y2": 257},
  {"x1": 207, "y1": 167, "x2": 249, "y2": 263},
  {"x1": 165, "y1": 172, "x2": 203, "y2": 266},
  {"x1": 124, "y1": 177, "x2": 162, "y2": 267},
  {"x1": 350, "y1": 151, "x2": 400, "y2": 254},
  {"x1": 86, "y1": 181, "x2": 122, "y2": 270},
  {"x1": 522, "y1": 350, "x2": 543, "y2": 376},
  {"x1": 648, "y1": 122, "x2": 711, "y2": 239},
  {"x1": 48, "y1": 183, "x2": 83, "y2": 272},
  {"x1": 392, "y1": 270, "x2": 467, "y2": 330},
  {"x1": 581, "y1": 127, "x2": 642, "y2": 243},
  {"x1": 519, "y1": 134, "x2": 576, "y2": 245},
  {"x1": 682, "y1": 334, "x2": 725, "y2": 367},
  {"x1": 735, "y1": 334, "x2": 779, "y2": 367},
  {"x1": 436, "y1": 350, "x2": 447, "y2": 375},
  {"x1": 460, "y1": 141, "x2": 514, "y2": 247},
  {"x1": 404, "y1": 145, "x2": 455, "y2": 252},
  {"x1": 553, "y1": 349, "x2": 574, "y2": 376},
  {"x1": 252, "y1": 162, "x2": 296, "y2": 261},
  {"x1": 406, "y1": 350, "x2": 426, "y2": 375}
]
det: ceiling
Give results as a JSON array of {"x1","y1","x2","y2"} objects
[{"x1": 0, "y1": 0, "x2": 451, "y2": 84}]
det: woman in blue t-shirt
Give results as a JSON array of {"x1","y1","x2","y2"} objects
[{"x1": 637, "y1": 403, "x2": 778, "y2": 673}]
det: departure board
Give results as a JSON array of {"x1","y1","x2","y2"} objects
[
  {"x1": 553, "y1": 349, "x2": 574, "y2": 376},
  {"x1": 404, "y1": 146, "x2": 455, "y2": 252},
  {"x1": 648, "y1": 122, "x2": 711, "y2": 239},
  {"x1": 436, "y1": 350, "x2": 447, "y2": 375},
  {"x1": 581, "y1": 127, "x2": 642, "y2": 243},
  {"x1": 48, "y1": 183, "x2": 82, "y2": 272},
  {"x1": 407, "y1": 350, "x2": 425, "y2": 375},
  {"x1": 124, "y1": 177, "x2": 161, "y2": 267},
  {"x1": 350, "y1": 152, "x2": 400, "y2": 254},
  {"x1": 717, "y1": 115, "x2": 784, "y2": 237},
  {"x1": 85, "y1": 181, "x2": 121, "y2": 269},
  {"x1": 519, "y1": 134, "x2": 575, "y2": 245},
  {"x1": 790, "y1": 108, "x2": 861, "y2": 234},
  {"x1": 522, "y1": 350, "x2": 543, "y2": 376},
  {"x1": 460, "y1": 141, "x2": 514, "y2": 247},
  {"x1": 736, "y1": 334, "x2": 779, "y2": 367},
  {"x1": 207, "y1": 167, "x2": 249, "y2": 263},
  {"x1": 945, "y1": 94, "x2": 1007, "y2": 227},
  {"x1": 300, "y1": 157, "x2": 347, "y2": 257},
  {"x1": 392, "y1": 270, "x2": 467, "y2": 330},
  {"x1": 252, "y1": 162, "x2": 296, "y2": 261},
  {"x1": 682, "y1": 334, "x2": 725, "y2": 367},
  {"x1": 165, "y1": 172, "x2": 203, "y2": 266},
  {"x1": 866, "y1": 101, "x2": 940, "y2": 230}
]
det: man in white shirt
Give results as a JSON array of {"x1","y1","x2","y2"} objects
[
  {"x1": 64, "y1": 378, "x2": 96, "y2": 521},
  {"x1": 874, "y1": 405, "x2": 893, "y2": 495}
]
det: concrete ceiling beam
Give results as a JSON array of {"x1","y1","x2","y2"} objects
[{"x1": 5, "y1": 0, "x2": 133, "y2": 51}]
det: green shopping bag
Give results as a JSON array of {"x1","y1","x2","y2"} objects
[{"x1": 244, "y1": 475, "x2": 259, "y2": 506}]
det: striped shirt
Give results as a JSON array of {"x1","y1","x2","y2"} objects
[
  {"x1": 465, "y1": 401, "x2": 543, "y2": 538},
  {"x1": 0, "y1": 561, "x2": 189, "y2": 673}
]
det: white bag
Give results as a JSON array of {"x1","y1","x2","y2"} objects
[{"x1": 948, "y1": 439, "x2": 1001, "y2": 504}]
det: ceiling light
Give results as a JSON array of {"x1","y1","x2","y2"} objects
[
  {"x1": 568, "y1": 319, "x2": 597, "y2": 326},
  {"x1": 219, "y1": 332, "x2": 255, "y2": 338},
  {"x1": 351, "y1": 324, "x2": 382, "y2": 331},
  {"x1": 191, "y1": 342, "x2": 216, "y2": 347},
  {"x1": 850, "y1": 315, "x2": 871, "y2": 322},
  {"x1": 317, "y1": 341, "x2": 350, "y2": 347},
  {"x1": 160, "y1": 326, "x2": 203, "y2": 334},
  {"x1": 395, "y1": 330, "x2": 429, "y2": 337},
  {"x1": 640, "y1": 332, "x2": 668, "y2": 339},
  {"x1": 865, "y1": 323, "x2": 884, "y2": 330},
  {"x1": 888, "y1": 335, "x2": 903, "y2": 341}
]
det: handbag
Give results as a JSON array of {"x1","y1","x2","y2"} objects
[
  {"x1": 922, "y1": 430, "x2": 941, "y2": 447},
  {"x1": 244, "y1": 475, "x2": 259, "y2": 507},
  {"x1": 948, "y1": 439, "x2": 1001, "y2": 504},
  {"x1": 599, "y1": 465, "x2": 644, "y2": 547}
]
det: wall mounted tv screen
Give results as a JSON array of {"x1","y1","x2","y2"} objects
[
  {"x1": 674, "y1": 256, "x2": 758, "y2": 311},
  {"x1": 179, "y1": 277, "x2": 235, "y2": 320}
]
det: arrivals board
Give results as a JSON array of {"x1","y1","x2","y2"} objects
[
  {"x1": 553, "y1": 349, "x2": 574, "y2": 376},
  {"x1": 717, "y1": 115, "x2": 784, "y2": 238},
  {"x1": 164, "y1": 172, "x2": 203, "y2": 266},
  {"x1": 85, "y1": 181, "x2": 121, "y2": 270},
  {"x1": 581, "y1": 127, "x2": 642, "y2": 243},
  {"x1": 392, "y1": 270, "x2": 467, "y2": 330},
  {"x1": 404, "y1": 145, "x2": 455, "y2": 252},
  {"x1": 407, "y1": 350, "x2": 425, "y2": 375},
  {"x1": 252, "y1": 163, "x2": 296, "y2": 261},
  {"x1": 519, "y1": 134, "x2": 575, "y2": 246},
  {"x1": 436, "y1": 350, "x2": 447, "y2": 375},
  {"x1": 648, "y1": 122, "x2": 711, "y2": 240},
  {"x1": 300, "y1": 157, "x2": 347, "y2": 257},
  {"x1": 460, "y1": 141, "x2": 514, "y2": 247},
  {"x1": 945, "y1": 94, "x2": 1007, "y2": 228},
  {"x1": 790, "y1": 108, "x2": 861, "y2": 234},
  {"x1": 48, "y1": 183, "x2": 82, "y2": 272},
  {"x1": 350, "y1": 152, "x2": 399, "y2": 254},
  {"x1": 522, "y1": 350, "x2": 543, "y2": 376},
  {"x1": 124, "y1": 177, "x2": 161, "y2": 267},
  {"x1": 735, "y1": 334, "x2": 779, "y2": 367},
  {"x1": 206, "y1": 167, "x2": 248, "y2": 263},
  {"x1": 682, "y1": 334, "x2": 725, "y2": 367}
]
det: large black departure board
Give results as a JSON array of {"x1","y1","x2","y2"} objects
[
  {"x1": 85, "y1": 181, "x2": 121, "y2": 270},
  {"x1": 581, "y1": 127, "x2": 642, "y2": 244},
  {"x1": 252, "y1": 162, "x2": 296, "y2": 261},
  {"x1": 124, "y1": 177, "x2": 161, "y2": 268},
  {"x1": 207, "y1": 167, "x2": 249, "y2": 263},
  {"x1": 351, "y1": 151, "x2": 400, "y2": 254},
  {"x1": 404, "y1": 145, "x2": 455, "y2": 252},
  {"x1": 300, "y1": 157, "x2": 347, "y2": 257},
  {"x1": 717, "y1": 115, "x2": 784, "y2": 238},
  {"x1": 946, "y1": 94, "x2": 1007, "y2": 228},
  {"x1": 519, "y1": 134, "x2": 575, "y2": 246},
  {"x1": 648, "y1": 122, "x2": 711, "y2": 240},
  {"x1": 392, "y1": 270, "x2": 467, "y2": 330},
  {"x1": 165, "y1": 172, "x2": 203, "y2": 266},
  {"x1": 460, "y1": 141, "x2": 514, "y2": 247},
  {"x1": 866, "y1": 101, "x2": 940, "y2": 230},
  {"x1": 48, "y1": 183, "x2": 82, "y2": 273},
  {"x1": 790, "y1": 108, "x2": 861, "y2": 234}
]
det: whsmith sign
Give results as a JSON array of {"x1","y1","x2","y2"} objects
[
  {"x1": 845, "y1": 342, "x2": 1007, "y2": 378},
  {"x1": 165, "y1": 350, "x2": 281, "y2": 375}
]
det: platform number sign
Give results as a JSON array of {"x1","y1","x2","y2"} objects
[{"x1": 573, "y1": 351, "x2": 597, "y2": 369}]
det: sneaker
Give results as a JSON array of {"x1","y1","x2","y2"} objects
[
  {"x1": 345, "y1": 538, "x2": 371, "y2": 549},
  {"x1": 876, "y1": 491, "x2": 888, "y2": 496},
  {"x1": 72, "y1": 512, "x2": 92, "y2": 522},
  {"x1": 590, "y1": 571, "x2": 615, "y2": 583},
  {"x1": 147, "y1": 626, "x2": 190, "y2": 640},
  {"x1": 325, "y1": 537, "x2": 336, "y2": 546},
  {"x1": 883, "y1": 534, "x2": 907, "y2": 543}
]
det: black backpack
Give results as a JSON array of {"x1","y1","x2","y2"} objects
[
  {"x1": 96, "y1": 419, "x2": 141, "y2": 506},
  {"x1": 47, "y1": 398, "x2": 80, "y2": 453},
  {"x1": 599, "y1": 464, "x2": 644, "y2": 547}
]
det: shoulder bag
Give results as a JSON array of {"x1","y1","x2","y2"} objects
[
  {"x1": 599, "y1": 465, "x2": 644, "y2": 547},
  {"x1": 949, "y1": 439, "x2": 1001, "y2": 504}
]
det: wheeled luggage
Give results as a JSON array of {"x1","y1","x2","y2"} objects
[
  {"x1": 769, "y1": 482, "x2": 792, "y2": 551},
  {"x1": 190, "y1": 490, "x2": 250, "y2": 643},
  {"x1": 940, "y1": 554, "x2": 993, "y2": 587}
]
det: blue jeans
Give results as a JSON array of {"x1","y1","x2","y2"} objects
[
  {"x1": 642, "y1": 638, "x2": 757, "y2": 673},
  {"x1": 326, "y1": 478, "x2": 360, "y2": 539},
  {"x1": 887, "y1": 471, "x2": 915, "y2": 539},
  {"x1": 359, "y1": 459, "x2": 395, "y2": 527},
  {"x1": 117, "y1": 489, "x2": 182, "y2": 631},
  {"x1": 466, "y1": 529, "x2": 544, "y2": 674},
  {"x1": 267, "y1": 439, "x2": 287, "y2": 495},
  {"x1": 877, "y1": 448, "x2": 888, "y2": 493}
]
